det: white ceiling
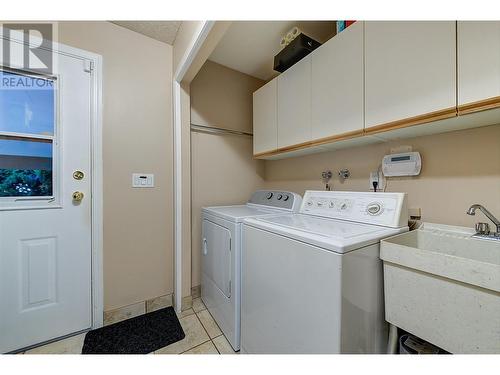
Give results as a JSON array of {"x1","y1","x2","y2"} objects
[
  {"x1": 209, "y1": 21, "x2": 336, "y2": 81},
  {"x1": 111, "y1": 21, "x2": 181, "y2": 45}
]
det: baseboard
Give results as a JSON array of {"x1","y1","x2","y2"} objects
[
  {"x1": 103, "y1": 293, "x2": 173, "y2": 326},
  {"x1": 181, "y1": 295, "x2": 193, "y2": 311},
  {"x1": 191, "y1": 285, "x2": 201, "y2": 299}
]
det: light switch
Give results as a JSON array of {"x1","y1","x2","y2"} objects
[{"x1": 132, "y1": 173, "x2": 154, "y2": 188}]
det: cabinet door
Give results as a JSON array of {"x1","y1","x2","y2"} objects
[
  {"x1": 365, "y1": 21, "x2": 456, "y2": 130},
  {"x1": 277, "y1": 55, "x2": 311, "y2": 148},
  {"x1": 312, "y1": 21, "x2": 364, "y2": 140},
  {"x1": 458, "y1": 21, "x2": 500, "y2": 110},
  {"x1": 253, "y1": 79, "x2": 277, "y2": 155}
]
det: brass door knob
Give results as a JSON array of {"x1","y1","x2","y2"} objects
[{"x1": 72, "y1": 191, "x2": 84, "y2": 202}]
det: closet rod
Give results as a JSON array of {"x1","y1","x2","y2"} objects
[{"x1": 190, "y1": 123, "x2": 253, "y2": 137}]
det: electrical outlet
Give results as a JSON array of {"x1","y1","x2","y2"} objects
[
  {"x1": 409, "y1": 207, "x2": 421, "y2": 219},
  {"x1": 369, "y1": 171, "x2": 385, "y2": 191}
]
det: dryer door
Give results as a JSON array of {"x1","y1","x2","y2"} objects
[{"x1": 202, "y1": 219, "x2": 232, "y2": 298}]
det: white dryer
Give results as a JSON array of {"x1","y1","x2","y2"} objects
[
  {"x1": 201, "y1": 190, "x2": 302, "y2": 351},
  {"x1": 241, "y1": 190, "x2": 408, "y2": 354}
]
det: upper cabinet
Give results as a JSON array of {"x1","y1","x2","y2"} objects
[
  {"x1": 277, "y1": 55, "x2": 312, "y2": 149},
  {"x1": 311, "y1": 21, "x2": 364, "y2": 141},
  {"x1": 253, "y1": 21, "x2": 500, "y2": 159},
  {"x1": 253, "y1": 79, "x2": 277, "y2": 155},
  {"x1": 457, "y1": 21, "x2": 500, "y2": 114},
  {"x1": 364, "y1": 21, "x2": 456, "y2": 131}
]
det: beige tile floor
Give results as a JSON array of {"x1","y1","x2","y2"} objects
[{"x1": 22, "y1": 298, "x2": 238, "y2": 355}]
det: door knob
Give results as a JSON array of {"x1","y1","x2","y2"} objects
[{"x1": 72, "y1": 191, "x2": 84, "y2": 202}]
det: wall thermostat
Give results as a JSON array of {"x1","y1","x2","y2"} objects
[{"x1": 382, "y1": 152, "x2": 421, "y2": 177}]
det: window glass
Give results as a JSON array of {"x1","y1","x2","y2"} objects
[
  {"x1": 0, "y1": 70, "x2": 55, "y2": 136},
  {"x1": 0, "y1": 137, "x2": 53, "y2": 197}
]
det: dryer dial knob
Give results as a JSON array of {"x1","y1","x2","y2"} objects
[{"x1": 266, "y1": 192, "x2": 274, "y2": 199}]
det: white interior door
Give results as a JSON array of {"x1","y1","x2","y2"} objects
[{"x1": 0, "y1": 47, "x2": 93, "y2": 353}]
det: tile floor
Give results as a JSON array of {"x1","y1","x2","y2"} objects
[{"x1": 22, "y1": 298, "x2": 238, "y2": 355}]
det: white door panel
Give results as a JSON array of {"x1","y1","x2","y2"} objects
[
  {"x1": 458, "y1": 21, "x2": 500, "y2": 106},
  {"x1": 277, "y1": 56, "x2": 312, "y2": 148},
  {"x1": 241, "y1": 225, "x2": 342, "y2": 354},
  {"x1": 0, "y1": 51, "x2": 92, "y2": 352},
  {"x1": 253, "y1": 79, "x2": 277, "y2": 154},
  {"x1": 364, "y1": 21, "x2": 456, "y2": 128},
  {"x1": 202, "y1": 219, "x2": 231, "y2": 298},
  {"x1": 312, "y1": 21, "x2": 364, "y2": 139}
]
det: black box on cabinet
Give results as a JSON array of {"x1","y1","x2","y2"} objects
[{"x1": 273, "y1": 33, "x2": 321, "y2": 73}]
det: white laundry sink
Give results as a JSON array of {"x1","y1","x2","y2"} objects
[{"x1": 381, "y1": 223, "x2": 500, "y2": 354}]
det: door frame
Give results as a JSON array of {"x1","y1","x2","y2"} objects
[
  {"x1": 172, "y1": 21, "x2": 214, "y2": 312},
  {"x1": 1, "y1": 32, "x2": 104, "y2": 329}
]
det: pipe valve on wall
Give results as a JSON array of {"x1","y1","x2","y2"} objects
[
  {"x1": 321, "y1": 170, "x2": 333, "y2": 191},
  {"x1": 338, "y1": 168, "x2": 350, "y2": 181}
]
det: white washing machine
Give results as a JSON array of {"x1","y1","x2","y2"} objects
[
  {"x1": 201, "y1": 190, "x2": 302, "y2": 351},
  {"x1": 241, "y1": 190, "x2": 408, "y2": 354}
]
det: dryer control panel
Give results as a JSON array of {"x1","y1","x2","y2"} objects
[
  {"x1": 248, "y1": 190, "x2": 302, "y2": 211},
  {"x1": 301, "y1": 191, "x2": 408, "y2": 228}
]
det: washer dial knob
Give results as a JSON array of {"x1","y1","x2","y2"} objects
[{"x1": 367, "y1": 202, "x2": 382, "y2": 215}]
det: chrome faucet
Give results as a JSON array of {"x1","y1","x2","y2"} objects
[{"x1": 467, "y1": 204, "x2": 500, "y2": 234}]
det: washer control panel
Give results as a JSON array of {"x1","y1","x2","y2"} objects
[
  {"x1": 301, "y1": 191, "x2": 407, "y2": 228},
  {"x1": 248, "y1": 190, "x2": 302, "y2": 211},
  {"x1": 366, "y1": 202, "x2": 383, "y2": 215}
]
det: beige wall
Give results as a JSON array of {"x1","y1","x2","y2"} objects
[
  {"x1": 264, "y1": 124, "x2": 500, "y2": 228},
  {"x1": 191, "y1": 60, "x2": 259, "y2": 133},
  {"x1": 190, "y1": 61, "x2": 265, "y2": 287},
  {"x1": 58, "y1": 22, "x2": 174, "y2": 311}
]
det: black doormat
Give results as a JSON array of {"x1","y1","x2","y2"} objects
[{"x1": 82, "y1": 306, "x2": 185, "y2": 354}]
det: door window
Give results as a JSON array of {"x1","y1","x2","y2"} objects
[{"x1": 0, "y1": 68, "x2": 58, "y2": 207}]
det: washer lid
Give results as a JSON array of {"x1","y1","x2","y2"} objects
[
  {"x1": 203, "y1": 205, "x2": 281, "y2": 223},
  {"x1": 244, "y1": 214, "x2": 407, "y2": 253}
]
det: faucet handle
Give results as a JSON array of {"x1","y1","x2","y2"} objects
[{"x1": 475, "y1": 222, "x2": 490, "y2": 235}]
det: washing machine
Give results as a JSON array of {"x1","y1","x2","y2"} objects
[
  {"x1": 201, "y1": 190, "x2": 302, "y2": 351},
  {"x1": 241, "y1": 190, "x2": 408, "y2": 354}
]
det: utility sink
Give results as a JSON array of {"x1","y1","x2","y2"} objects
[{"x1": 381, "y1": 223, "x2": 500, "y2": 354}]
